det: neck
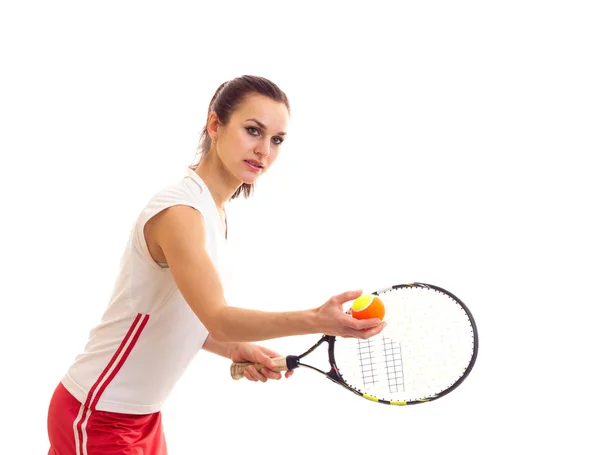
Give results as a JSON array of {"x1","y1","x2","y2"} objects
[{"x1": 193, "y1": 153, "x2": 240, "y2": 209}]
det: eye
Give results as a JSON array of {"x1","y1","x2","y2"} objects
[
  {"x1": 246, "y1": 126, "x2": 260, "y2": 136},
  {"x1": 272, "y1": 136, "x2": 284, "y2": 145}
]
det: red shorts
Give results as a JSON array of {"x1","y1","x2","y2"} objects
[{"x1": 47, "y1": 382, "x2": 168, "y2": 455}]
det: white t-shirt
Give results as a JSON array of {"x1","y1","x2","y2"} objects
[{"x1": 61, "y1": 169, "x2": 229, "y2": 414}]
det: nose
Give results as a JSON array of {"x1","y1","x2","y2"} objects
[{"x1": 255, "y1": 139, "x2": 271, "y2": 157}]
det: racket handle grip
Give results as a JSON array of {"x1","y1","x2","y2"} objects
[{"x1": 230, "y1": 356, "x2": 290, "y2": 380}]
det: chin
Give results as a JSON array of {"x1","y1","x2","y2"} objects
[
  {"x1": 240, "y1": 173, "x2": 261, "y2": 185},
  {"x1": 227, "y1": 163, "x2": 260, "y2": 185},
  {"x1": 238, "y1": 166, "x2": 266, "y2": 184}
]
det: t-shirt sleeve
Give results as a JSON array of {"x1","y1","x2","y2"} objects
[{"x1": 131, "y1": 181, "x2": 208, "y2": 270}]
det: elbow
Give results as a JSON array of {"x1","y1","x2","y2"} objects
[
  {"x1": 207, "y1": 327, "x2": 231, "y2": 343},
  {"x1": 203, "y1": 308, "x2": 234, "y2": 343}
]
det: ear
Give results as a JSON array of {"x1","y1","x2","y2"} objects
[{"x1": 206, "y1": 112, "x2": 220, "y2": 140}]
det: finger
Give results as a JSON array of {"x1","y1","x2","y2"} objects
[
  {"x1": 243, "y1": 367, "x2": 257, "y2": 382},
  {"x1": 261, "y1": 368, "x2": 282, "y2": 380},
  {"x1": 246, "y1": 365, "x2": 268, "y2": 382},
  {"x1": 255, "y1": 352, "x2": 282, "y2": 371},
  {"x1": 351, "y1": 321, "x2": 387, "y2": 339},
  {"x1": 252, "y1": 366, "x2": 268, "y2": 382},
  {"x1": 254, "y1": 371, "x2": 268, "y2": 383},
  {"x1": 348, "y1": 317, "x2": 382, "y2": 330},
  {"x1": 330, "y1": 290, "x2": 363, "y2": 306},
  {"x1": 284, "y1": 370, "x2": 294, "y2": 379}
]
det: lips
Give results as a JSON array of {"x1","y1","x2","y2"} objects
[{"x1": 244, "y1": 160, "x2": 264, "y2": 169}]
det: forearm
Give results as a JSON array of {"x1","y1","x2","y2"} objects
[
  {"x1": 209, "y1": 306, "x2": 319, "y2": 343},
  {"x1": 201, "y1": 334, "x2": 240, "y2": 359}
]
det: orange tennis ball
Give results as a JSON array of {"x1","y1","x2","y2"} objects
[{"x1": 351, "y1": 294, "x2": 385, "y2": 321}]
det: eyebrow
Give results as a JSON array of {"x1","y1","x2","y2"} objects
[{"x1": 246, "y1": 118, "x2": 287, "y2": 136}]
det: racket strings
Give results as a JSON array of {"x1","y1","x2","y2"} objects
[
  {"x1": 357, "y1": 339, "x2": 376, "y2": 388},
  {"x1": 356, "y1": 337, "x2": 405, "y2": 394},
  {"x1": 382, "y1": 335, "x2": 404, "y2": 393}
]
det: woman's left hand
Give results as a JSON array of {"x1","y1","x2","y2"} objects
[{"x1": 230, "y1": 343, "x2": 295, "y2": 383}]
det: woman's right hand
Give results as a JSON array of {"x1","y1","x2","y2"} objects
[{"x1": 314, "y1": 290, "x2": 386, "y2": 339}]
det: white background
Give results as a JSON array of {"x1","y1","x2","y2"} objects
[{"x1": 1, "y1": 1, "x2": 598, "y2": 453}]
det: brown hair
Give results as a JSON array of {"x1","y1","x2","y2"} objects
[{"x1": 191, "y1": 75, "x2": 291, "y2": 200}]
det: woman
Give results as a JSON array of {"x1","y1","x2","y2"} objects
[{"x1": 47, "y1": 75, "x2": 385, "y2": 454}]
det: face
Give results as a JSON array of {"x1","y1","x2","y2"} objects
[{"x1": 210, "y1": 93, "x2": 289, "y2": 185}]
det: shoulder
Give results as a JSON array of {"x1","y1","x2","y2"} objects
[
  {"x1": 138, "y1": 169, "x2": 212, "y2": 220},
  {"x1": 144, "y1": 170, "x2": 212, "y2": 232},
  {"x1": 152, "y1": 169, "x2": 205, "y2": 204}
]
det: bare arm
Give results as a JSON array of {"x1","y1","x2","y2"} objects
[{"x1": 147, "y1": 205, "x2": 383, "y2": 343}]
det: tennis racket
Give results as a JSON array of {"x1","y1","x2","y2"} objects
[{"x1": 230, "y1": 282, "x2": 478, "y2": 406}]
